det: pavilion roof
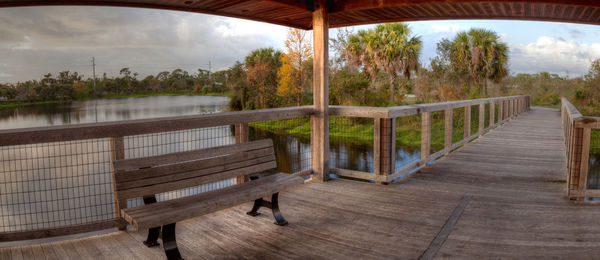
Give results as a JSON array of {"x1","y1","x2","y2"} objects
[{"x1": 1, "y1": 0, "x2": 600, "y2": 29}]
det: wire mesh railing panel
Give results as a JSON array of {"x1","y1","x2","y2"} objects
[
  {"x1": 452, "y1": 107, "x2": 466, "y2": 144},
  {"x1": 329, "y1": 116, "x2": 374, "y2": 173},
  {"x1": 587, "y1": 129, "x2": 600, "y2": 189},
  {"x1": 0, "y1": 139, "x2": 114, "y2": 232},
  {"x1": 484, "y1": 103, "x2": 490, "y2": 127},
  {"x1": 395, "y1": 115, "x2": 421, "y2": 171},
  {"x1": 249, "y1": 117, "x2": 311, "y2": 174},
  {"x1": 470, "y1": 105, "x2": 479, "y2": 135},
  {"x1": 430, "y1": 111, "x2": 445, "y2": 154},
  {"x1": 124, "y1": 126, "x2": 237, "y2": 207}
]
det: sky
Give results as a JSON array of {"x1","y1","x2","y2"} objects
[{"x1": 1, "y1": 6, "x2": 600, "y2": 83}]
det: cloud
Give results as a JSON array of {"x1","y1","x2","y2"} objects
[
  {"x1": 431, "y1": 24, "x2": 460, "y2": 34},
  {"x1": 569, "y1": 29, "x2": 585, "y2": 39},
  {"x1": 0, "y1": 6, "x2": 289, "y2": 83},
  {"x1": 0, "y1": 72, "x2": 11, "y2": 78},
  {"x1": 509, "y1": 36, "x2": 600, "y2": 76}
]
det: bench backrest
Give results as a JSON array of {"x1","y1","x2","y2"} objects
[{"x1": 112, "y1": 139, "x2": 276, "y2": 210}]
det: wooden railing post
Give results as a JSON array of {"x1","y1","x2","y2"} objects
[
  {"x1": 478, "y1": 103, "x2": 485, "y2": 132},
  {"x1": 464, "y1": 106, "x2": 471, "y2": 138},
  {"x1": 235, "y1": 123, "x2": 249, "y2": 184},
  {"x1": 489, "y1": 102, "x2": 495, "y2": 126},
  {"x1": 109, "y1": 136, "x2": 126, "y2": 230},
  {"x1": 444, "y1": 109, "x2": 453, "y2": 149},
  {"x1": 310, "y1": 0, "x2": 330, "y2": 182},
  {"x1": 374, "y1": 118, "x2": 395, "y2": 184},
  {"x1": 577, "y1": 128, "x2": 591, "y2": 199},
  {"x1": 421, "y1": 112, "x2": 431, "y2": 160}
]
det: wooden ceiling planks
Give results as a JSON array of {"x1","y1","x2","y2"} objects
[{"x1": 1, "y1": 0, "x2": 600, "y2": 29}]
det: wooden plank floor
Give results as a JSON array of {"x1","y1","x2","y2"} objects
[{"x1": 3, "y1": 107, "x2": 600, "y2": 259}]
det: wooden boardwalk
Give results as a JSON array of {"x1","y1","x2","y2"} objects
[{"x1": 3, "y1": 107, "x2": 600, "y2": 259}]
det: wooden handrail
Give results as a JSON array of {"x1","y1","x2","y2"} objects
[
  {"x1": 561, "y1": 97, "x2": 600, "y2": 200},
  {"x1": 329, "y1": 95, "x2": 529, "y2": 118},
  {"x1": 0, "y1": 106, "x2": 314, "y2": 146}
]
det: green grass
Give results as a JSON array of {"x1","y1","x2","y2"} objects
[
  {"x1": 249, "y1": 111, "x2": 476, "y2": 150},
  {"x1": 0, "y1": 91, "x2": 232, "y2": 109},
  {"x1": 0, "y1": 100, "x2": 61, "y2": 109}
]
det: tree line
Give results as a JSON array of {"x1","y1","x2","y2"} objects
[
  {"x1": 2, "y1": 23, "x2": 599, "y2": 117},
  {"x1": 0, "y1": 67, "x2": 229, "y2": 102}
]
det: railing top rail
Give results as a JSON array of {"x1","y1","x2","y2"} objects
[
  {"x1": 331, "y1": 95, "x2": 529, "y2": 118},
  {"x1": 0, "y1": 106, "x2": 314, "y2": 147},
  {"x1": 0, "y1": 95, "x2": 529, "y2": 146},
  {"x1": 562, "y1": 97, "x2": 583, "y2": 118},
  {"x1": 562, "y1": 97, "x2": 600, "y2": 128}
]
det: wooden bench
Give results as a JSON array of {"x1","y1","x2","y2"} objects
[{"x1": 112, "y1": 139, "x2": 304, "y2": 260}]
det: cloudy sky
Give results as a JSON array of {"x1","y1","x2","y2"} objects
[{"x1": 1, "y1": 6, "x2": 600, "y2": 83}]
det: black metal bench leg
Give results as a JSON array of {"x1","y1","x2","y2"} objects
[
  {"x1": 270, "y1": 193, "x2": 288, "y2": 226},
  {"x1": 142, "y1": 195, "x2": 161, "y2": 247},
  {"x1": 162, "y1": 223, "x2": 183, "y2": 260},
  {"x1": 246, "y1": 198, "x2": 263, "y2": 216}
]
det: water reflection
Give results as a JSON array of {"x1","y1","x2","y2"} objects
[{"x1": 0, "y1": 95, "x2": 230, "y2": 130}]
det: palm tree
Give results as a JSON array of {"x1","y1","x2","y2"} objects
[
  {"x1": 344, "y1": 23, "x2": 422, "y2": 103},
  {"x1": 449, "y1": 28, "x2": 508, "y2": 96}
]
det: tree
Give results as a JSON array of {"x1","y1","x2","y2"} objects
[
  {"x1": 245, "y1": 47, "x2": 282, "y2": 108},
  {"x1": 277, "y1": 28, "x2": 312, "y2": 106},
  {"x1": 344, "y1": 23, "x2": 422, "y2": 103},
  {"x1": 447, "y1": 28, "x2": 508, "y2": 96}
]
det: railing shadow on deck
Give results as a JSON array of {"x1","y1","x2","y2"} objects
[
  {"x1": 561, "y1": 97, "x2": 600, "y2": 201},
  {"x1": 0, "y1": 95, "x2": 529, "y2": 243}
]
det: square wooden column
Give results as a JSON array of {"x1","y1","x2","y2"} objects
[
  {"x1": 464, "y1": 106, "x2": 471, "y2": 138},
  {"x1": 421, "y1": 112, "x2": 431, "y2": 159},
  {"x1": 478, "y1": 103, "x2": 485, "y2": 132},
  {"x1": 444, "y1": 109, "x2": 453, "y2": 148},
  {"x1": 310, "y1": 0, "x2": 329, "y2": 182},
  {"x1": 374, "y1": 118, "x2": 396, "y2": 183}
]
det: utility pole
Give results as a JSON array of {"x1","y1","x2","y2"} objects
[
  {"x1": 208, "y1": 61, "x2": 212, "y2": 86},
  {"x1": 91, "y1": 57, "x2": 97, "y2": 97}
]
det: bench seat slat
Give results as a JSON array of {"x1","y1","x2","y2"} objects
[
  {"x1": 121, "y1": 173, "x2": 303, "y2": 230},
  {"x1": 116, "y1": 153, "x2": 275, "y2": 191},
  {"x1": 114, "y1": 139, "x2": 273, "y2": 171},
  {"x1": 117, "y1": 160, "x2": 277, "y2": 200}
]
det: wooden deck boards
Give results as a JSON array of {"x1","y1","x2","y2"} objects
[{"x1": 3, "y1": 107, "x2": 600, "y2": 259}]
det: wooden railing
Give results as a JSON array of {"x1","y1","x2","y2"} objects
[
  {"x1": 0, "y1": 106, "x2": 314, "y2": 242},
  {"x1": 330, "y1": 95, "x2": 530, "y2": 183},
  {"x1": 561, "y1": 98, "x2": 600, "y2": 200},
  {"x1": 0, "y1": 95, "x2": 530, "y2": 242}
]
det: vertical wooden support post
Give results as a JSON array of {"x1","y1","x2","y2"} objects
[
  {"x1": 464, "y1": 106, "x2": 471, "y2": 138},
  {"x1": 489, "y1": 102, "x2": 495, "y2": 127},
  {"x1": 109, "y1": 136, "x2": 126, "y2": 230},
  {"x1": 311, "y1": 0, "x2": 329, "y2": 182},
  {"x1": 577, "y1": 128, "x2": 591, "y2": 199},
  {"x1": 444, "y1": 109, "x2": 453, "y2": 149},
  {"x1": 235, "y1": 123, "x2": 249, "y2": 184},
  {"x1": 498, "y1": 101, "x2": 503, "y2": 122},
  {"x1": 509, "y1": 100, "x2": 513, "y2": 118},
  {"x1": 421, "y1": 112, "x2": 431, "y2": 160},
  {"x1": 374, "y1": 118, "x2": 395, "y2": 184},
  {"x1": 478, "y1": 103, "x2": 485, "y2": 132}
]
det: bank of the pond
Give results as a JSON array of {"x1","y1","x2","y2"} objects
[
  {"x1": 0, "y1": 91, "x2": 232, "y2": 109},
  {"x1": 249, "y1": 114, "x2": 476, "y2": 152}
]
